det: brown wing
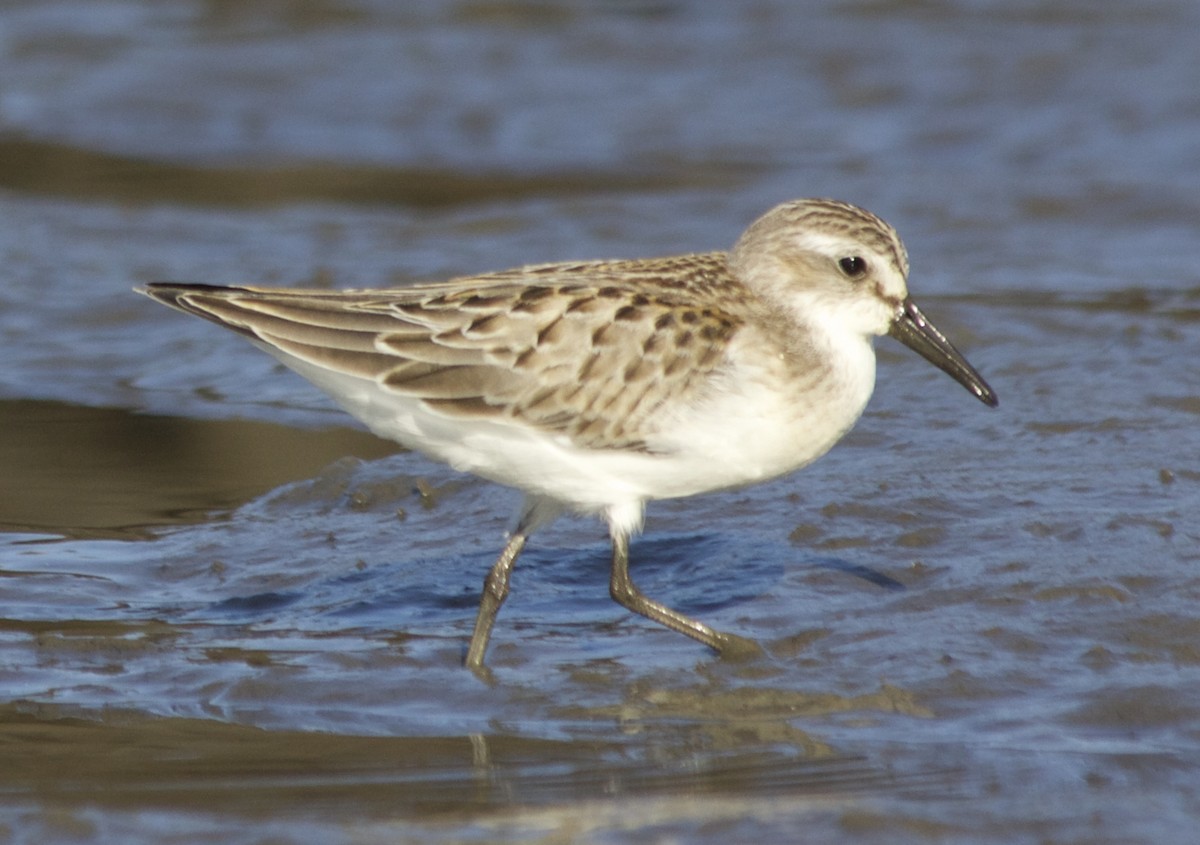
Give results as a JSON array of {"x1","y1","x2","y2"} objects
[{"x1": 140, "y1": 256, "x2": 740, "y2": 452}]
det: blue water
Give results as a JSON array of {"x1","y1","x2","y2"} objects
[{"x1": 2, "y1": 1, "x2": 1200, "y2": 842}]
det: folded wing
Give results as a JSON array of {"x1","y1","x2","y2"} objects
[{"x1": 141, "y1": 265, "x2": 739, "y2": 452}]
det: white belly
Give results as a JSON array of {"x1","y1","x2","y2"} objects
[{"x1": 262, "y1": 329, "x2": 878, "y2": 514}]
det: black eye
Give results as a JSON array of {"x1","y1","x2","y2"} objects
[{"x1": 838, "y1": 256, "x2": 868, "y2": 278}]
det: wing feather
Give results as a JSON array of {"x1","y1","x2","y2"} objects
[{"x1": 141, "y1": 256, "x2": 741, "y2": 452}]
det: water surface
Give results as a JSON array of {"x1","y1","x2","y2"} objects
[{"x1": 2, "y1": 1, "x2": 1199, "y2": 842}]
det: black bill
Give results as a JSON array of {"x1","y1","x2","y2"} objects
[{"x1": 887, "y1": 298, "x2": 998, "y2": 407}]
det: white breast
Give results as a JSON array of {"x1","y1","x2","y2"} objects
[{"x1": 256, "y1": 323, "x2": 878, "y2": 515}]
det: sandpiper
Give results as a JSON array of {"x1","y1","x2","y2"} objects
[{"x1": 139, "y1": 198, "x2": 997, "y2": 674}]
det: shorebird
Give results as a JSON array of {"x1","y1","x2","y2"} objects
[{"x1": 139, "y1": 198, "x2": 997, "y2": 674}]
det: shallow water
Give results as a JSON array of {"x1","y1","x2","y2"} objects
[{"x1": 2, "y1": 1, "x2": 1200, "y2": 842}]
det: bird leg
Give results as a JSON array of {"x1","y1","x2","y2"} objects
[
  {"x1": 608, "y1": 531, "x2": 735, "y2": 653},
  {"x1": 465, "y1": 530, "x2": 527, "y2": 674}
]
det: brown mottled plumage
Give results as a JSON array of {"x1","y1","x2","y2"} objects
[{"x1": 139, "y1": 198, "x2": 996, "y2": 676}]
